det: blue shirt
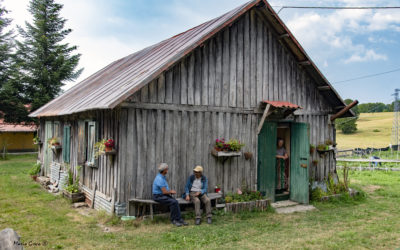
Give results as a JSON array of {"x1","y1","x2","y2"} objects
[{"x1": 152, "y1": 173, "x2": 170, "y2": 195}]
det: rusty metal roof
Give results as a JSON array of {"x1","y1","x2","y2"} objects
[
  {"x1": 263, "y1": 101, "x2": 302, "y2": 110},
  {"x1": 0, "y1": 119, "x2": 37, "y2": 132},
  {"x1": 30, "y1": 0, "x2": 353, "y2": 118}
]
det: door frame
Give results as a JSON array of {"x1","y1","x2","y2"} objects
[{"x1": 257, "y1": 121, "x2": 310, "y2": 204}]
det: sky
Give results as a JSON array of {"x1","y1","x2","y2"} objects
[{"x1": 2, "y1": 0, "x2": 400, "y2": 104}]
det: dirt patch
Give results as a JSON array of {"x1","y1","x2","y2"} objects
[
  {"x1": 97, "y1": 223, "x2": 124, "y2": 233},
  {"x1": 364, "y1": 185, "x2": 382, "y2": 193}
]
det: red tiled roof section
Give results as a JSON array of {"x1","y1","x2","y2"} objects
[
  {"x1": 263, "y1": 101, "x2": 302, "y2": 109},
  {"x1": 0, "y1": 119, "x2": 37, "y2": 132}
]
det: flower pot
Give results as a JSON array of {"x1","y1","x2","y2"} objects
[
  {"x1": 310, "y1": 147, "x2": 315, "y2": 154},
  {"x1": 52, "y1": 142, "x2": 60, "y2": 146},
  {"x1": 214, "y1": 147, "x2": 223, "y2": 152},
  {"x1": 105, "y1": 146, "x2": 113, "y2": 152},
  {"x1": 215, "y1": 188, "x2": 221, "y2": 193},
  {"x1": 31, "y1": 175, "x2": 37, "y2": 181},
  {"x1": 244, "y1": 152, "x2": 253, "y2": 160}
]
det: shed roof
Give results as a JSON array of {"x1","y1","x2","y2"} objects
[
  {"x1": 0, "y1": 119, "x2": 37, "y2": 132},
  {"x1": 30, "y1": 0, "x2": 353, "y2": 118}
]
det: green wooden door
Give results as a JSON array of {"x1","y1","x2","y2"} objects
[
  {"x1": 290, "y1": 122, "x2": 310, "y2": 204},
  {"x1": 258, "y1": 122, "x2": 277, "y2": 201},
  {"x1": 43, "y1": 121, "x2": 53, "y2": 177}
]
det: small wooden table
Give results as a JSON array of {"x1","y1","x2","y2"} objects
[{"x1": 129, "y1": 193, "x2": 222, "y2": 220}]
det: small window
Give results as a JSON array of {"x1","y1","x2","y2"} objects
[
  {"x1": 62, "y1": 125, "x2": 71, "y2": 163},
  {"x1": 86, "y1": 121, "x2": 97, "y2": 166}
]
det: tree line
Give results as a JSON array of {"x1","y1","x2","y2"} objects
[{"x1": 0, "y1": 0, "x2": 81, "y2": 124}]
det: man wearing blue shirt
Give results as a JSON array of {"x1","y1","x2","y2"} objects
[{"x1": 152, "y1": 163, "x2": 188, "y2": 227}]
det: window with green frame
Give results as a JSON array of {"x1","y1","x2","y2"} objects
[
  {"x1": 86, "y1": 121, "x2": 97, "y2": 166},
  {"x1": 62, "y1": 125, "x2": 71, "y2": 163}
]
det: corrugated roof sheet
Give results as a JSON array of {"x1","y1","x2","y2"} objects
[
  {"x1": 0, "y1": 119, "x2": 37, "y2": 132},
  {"x1": 30, "y1": 0, "x2": 353, "y2": 118},
  {"x1": 263, "y1": 101, "x2": 302, "y2": 110}
]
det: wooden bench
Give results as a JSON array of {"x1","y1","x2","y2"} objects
[{"x1": 129, "y1": 193, "x2": 222, "y2": 220}]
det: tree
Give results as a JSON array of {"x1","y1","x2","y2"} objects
[
  {"x1": 17, "y1": 0, "x2": 82, "y2": 114},
  {"x1": 336, "y1": 98, "x2": 358, "y2": 134}
]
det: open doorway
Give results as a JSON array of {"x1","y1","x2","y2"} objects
[{"x1": 276, "y1": 123, "x2": 291, "y2": 201}]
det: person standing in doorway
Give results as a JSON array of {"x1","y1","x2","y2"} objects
[{"x1": 276, "y1": 138, "x2": 289, "y2": 190}]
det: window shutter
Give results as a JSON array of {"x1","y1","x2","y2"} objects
[{"x1": 63, "y1": 125, "x2": 71, "y2": 163}]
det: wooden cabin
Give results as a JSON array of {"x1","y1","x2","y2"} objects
[
  {"x1": 0, "y1": 119, "x2": 37, "y2": 153},
  {"x1": 30, "y1": 0, "x2": 354, "y2": 215}
]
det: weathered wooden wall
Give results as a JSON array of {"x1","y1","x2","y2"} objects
[
  {"x1": 38, "y1": 110, "x2": 120, "y2": 211},
  {"x1": 119, "y1": 9, "x2": 336, "y2": 201}
]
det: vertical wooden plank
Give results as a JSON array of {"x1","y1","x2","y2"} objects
[
  {"x1": 194, "y1": 49, "x2": 202, "y2": 105},
  {"x1": 237, "y1": 18, "x2": 244, "y2": 108},
  {"x1": 172, "y1": 110, "x2": 181, "y2": 193},
  {"x1": 250, "y1": 10, "x2": 257, "y2": 107},
  {"x1": 202, "y1": 45, "x2": 209, "y2": 106},
  {"x1": 273, "y1": 37, "x2": 279, "y2": 101},
  {"x1": 243, "y1": 12, "x2": 251, "y2": 109},
  {"x1": 215, "y1": 33, "x2": 223, "y2": 106},
  {"x1": 180, "y1": 58, "x2": 188, "y2": 105},
  {"x1": 203, "y1": 111, "x2": 211, "y2": 192},
  {"x1": 251, "y1": 114, "x2": 258, "y2": 190},
  {"x1": 262, "y1": 25, "x2": 269, "y2": 101},
  {"x1": 127, "y1": 108, "x2": 137, "y2": 198},
  {"x1": 165, "y1": 70, "x2": 173, "y2": 104},
  {"x1": 256, "y1": 15, "x2": 263, "y2": 104},
  {"x1": 118, "y1": 109, "x2": 128, "y2": 202},
  {"x1": 222, "y1": 28, "x2": 230, "y2": 107},
  {"x1": 149, "y1": 80, "x2": 157, "y2": 103},
  {"x1": 157, "y1": 73, "x2": 165, "y2": 103},
  {"x1": 208, "y1": 39, "x2": 215, "y2": 106},
  {"x1": 180, "y1": 111, "x2": 189, "y2": 189},
  {"x1": 268, "y1": 29, "x2": 274, "y2": 101},
  {"x1": 173, "y1": 64, "x2": 181, "y2": 105},
  {"x1": 140, "y1": 85, "x2": 149, "y2": 103},
  {"x1": 229, "y1": 23, "x2": 237, "y2": 107},
  {"x1": 146, "y1": 110, "x2": 156, "y2": 199},
  {"x1": 135, "y1": 109, "x2": 144, "y2": 198},
  {"x1": 188, "y1": 53, "x2": 195, "y2": 105}
]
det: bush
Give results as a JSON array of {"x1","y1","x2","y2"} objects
[
  {"x1": 337, "y1": 117, "x2": 358, "y2": 134},
  {"x1": 28, "y1": 163, "x2": 41, "y2": 176},
  {"x1": 372, "y1": 129, "x2": 380, "y2": 132},
  {"x1": 224, "y1": 190, "x2": 264, "y2": 203}
]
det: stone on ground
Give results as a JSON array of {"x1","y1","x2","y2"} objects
[
  {"x1": 271, "y1": 200, "x2": 317, "y2": 214},
  {"x1": 0, "y1": 228, "x2": 23, "y2": 250}
]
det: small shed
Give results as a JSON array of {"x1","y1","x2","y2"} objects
[
  {"x1": 0, "y1": 119, "x2": 37, "y2": 153},
  {"x1": 30, "y1": 0, "x2": 354, "y2": 215}
]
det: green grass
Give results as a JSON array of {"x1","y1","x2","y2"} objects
[
  {"x1": 2, "y1": 155, "x2": 400, "y2": 249},
  {"x1": 337, "y1": 112, "x2": 392, "y2": 149}
]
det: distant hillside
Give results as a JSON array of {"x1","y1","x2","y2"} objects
[{"x1": 336, "y1": 112, "x2": 393, "y2": 149}]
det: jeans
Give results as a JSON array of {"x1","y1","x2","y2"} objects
[{"x1": 153, "y1": 194, "x2": 182, "y2": 222}]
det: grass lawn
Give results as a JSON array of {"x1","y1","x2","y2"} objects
[
  {"x1": 336, "y1": 112, "x2": 392, "y2": 149},
  {"x1": 1, "y1": 155, "x2": 400, "y2": 249}
]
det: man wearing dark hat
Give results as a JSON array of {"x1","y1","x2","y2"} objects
[
  {"x1": 184, "y1": 165, "x2": 212, "y2": 225},
  {"x1": 153, "y1": 163, "x2": 188, "y2": 227}
]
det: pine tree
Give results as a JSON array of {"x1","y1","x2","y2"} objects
[
  {"x1": 0, "y1": 2, "x2": 28, "y2": 123},
  {"x1": 17, "y1": 0, "x2": 82, "y2": 113}
]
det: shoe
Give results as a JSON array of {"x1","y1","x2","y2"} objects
[
  {"x1": 171, "y1": 220, "x2": 182, "y2": 227},
  {"x1": 195, "y1": 218, "x2": 201, "y2": 225},
  {"x1": 179, "y1": 219, "x2": 188, "y2": 226},
  {"x1": 207, "y1": 217, "x2": 212, "y2": 224}
]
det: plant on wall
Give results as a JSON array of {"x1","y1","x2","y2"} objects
[
  {"x1": 214, "y1": 138, "x2": 245, "y2": 152},
  {"x1": 47, "y1": 137, "x2": 60, "y2": 147}
]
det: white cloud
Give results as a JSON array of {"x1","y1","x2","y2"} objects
[{"x1": 345, "y1": 49, "x2": 388, "y2": 63}]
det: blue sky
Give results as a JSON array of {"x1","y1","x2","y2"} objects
[{"x1": 3, "y1": 0, "x2": 400, "y2": 104}]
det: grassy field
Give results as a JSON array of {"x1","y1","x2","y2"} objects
[
  {"x1": 336, "y1": 112, "x2": 392, "y2": 149},
  {"x1": 1, "y1": 155, "x2": 400, "y2": 249}
]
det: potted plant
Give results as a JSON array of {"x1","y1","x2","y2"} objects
[
  {"x1": 226, "y1": 139, "x2": 245, "y2": 152},
  {"x1": 28, "y1": 163, "x2": 41, "y2": 181},
  {"x1": 33, "y1": 136, "x2": 41, "y2": 145},
  {"x1": 215, "y1": 138, "x2": 226, "y2": 151},
  {"x1": 224, "y1": 190, "x2": 269, "y2": 212},
  {"x1": 63, "y1": 167, "x2": 85, "y2": 203},
  {"x1": 312, "y1": 160, "x2": 319, "y2": 166},
  {"x1": 215, "y1": 185, "x2": 221, "y2": 193},
  {"x1": 310, "y1": 144, "x2": 315, "y2": 154},
  {"x1": 47, "y1": 137, "x2": 60, "y2": 147},
  {"x1": 244, "y1": 152, "x2": 253, "y2": 160},
  {"x1": 104, "y1": 139, "x2": 115, "y2": 152}
]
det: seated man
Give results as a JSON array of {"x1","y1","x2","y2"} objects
[
  {"x1": 152, "y1": 163, "x2": 188, "y2": 227},
  {"x1": 184, "y1": 166, "x2": 212, "y2": 225}
]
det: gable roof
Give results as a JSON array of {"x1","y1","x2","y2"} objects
[
  {"x1": 0, "y1": 119, "x2": 37, "y2": 132},
  {"x1": 30, "y1": 0, "x2": 353, "y2": 118}
]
